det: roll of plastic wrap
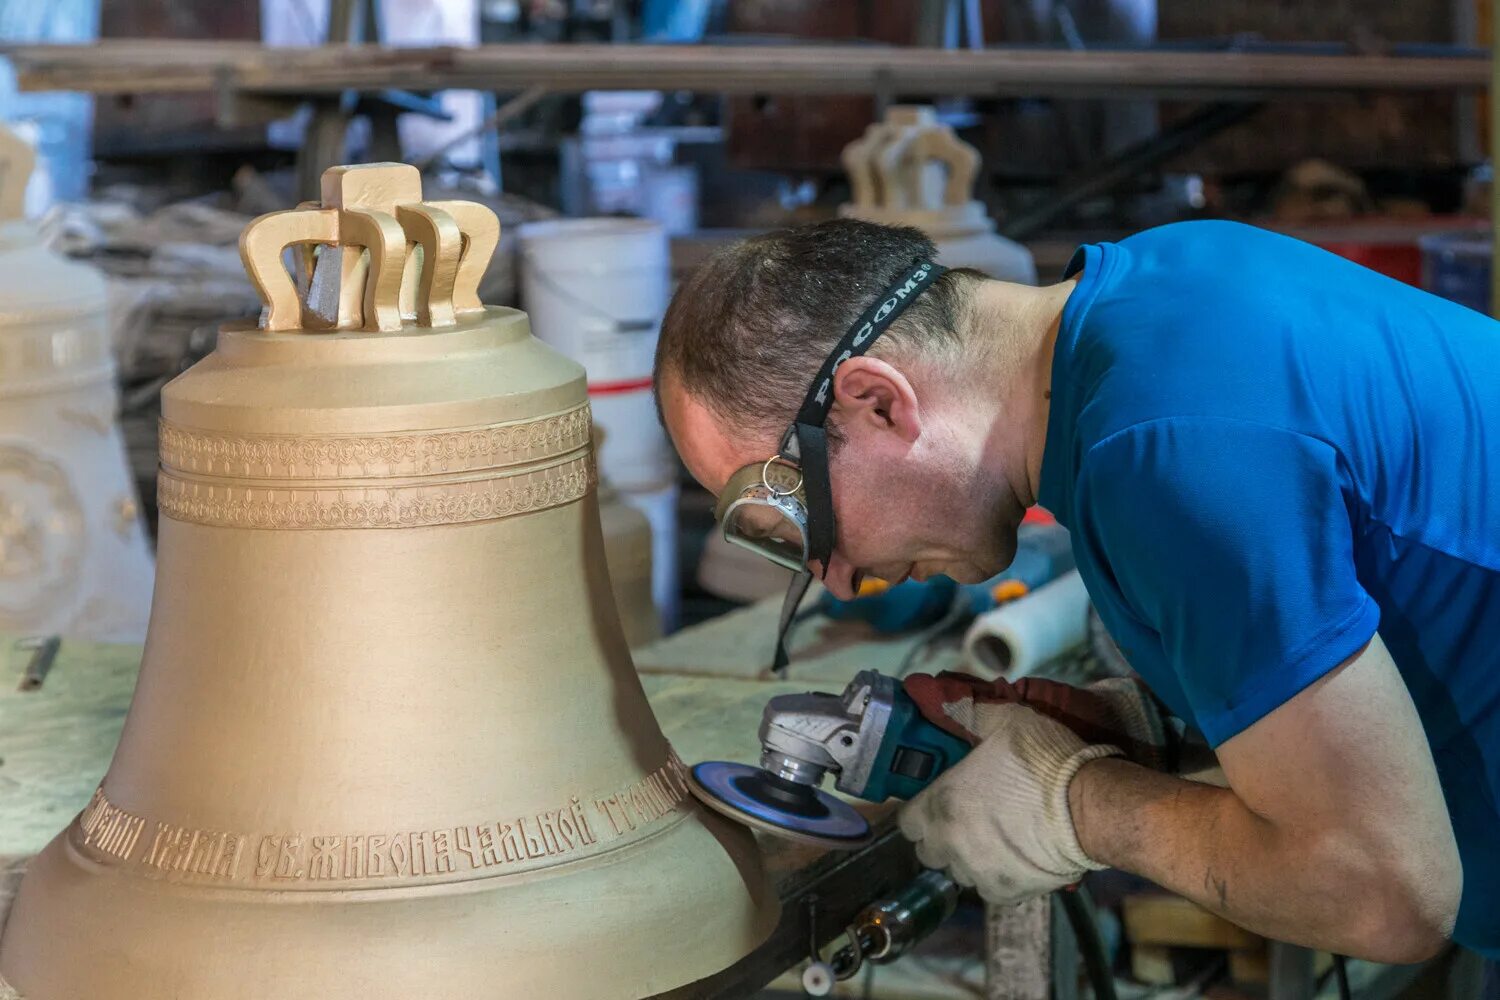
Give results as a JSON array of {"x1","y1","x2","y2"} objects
[{"x1": 963, "y1": 570, "x2": 1090, "y2": 678}]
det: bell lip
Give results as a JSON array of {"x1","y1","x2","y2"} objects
[{"x1": 2, "y1": 794, "x2": 781, "y2": 999}]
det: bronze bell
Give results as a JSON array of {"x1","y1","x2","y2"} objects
[
  {"x1": 0, "y1": 163, "x2": 777, "y2": 998},
  {"x1": 0, "y1": 126, "x2": 154, "y2": 641}
]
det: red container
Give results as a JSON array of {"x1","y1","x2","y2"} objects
[
  {"x1": 1269, "y1": 218, "x2": 1488, "y2": 289},
  {"x1": 1317, "y1": 240, "x2": 1424, "y2": 286}
]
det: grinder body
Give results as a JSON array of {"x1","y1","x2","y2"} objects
[
  {"x1": 690, "y1": 670, "x2": 971, "y2": 848},
  {"x1": 852, "y1": 680, "x2": 971, "y2": 801},
  {"x1": 758, "y1": 670, "x2": 970, "y2": 803}
]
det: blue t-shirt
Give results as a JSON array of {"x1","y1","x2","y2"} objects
[{"x1": 1037, "y1": 220, "x2": 1500, "y2": 956}]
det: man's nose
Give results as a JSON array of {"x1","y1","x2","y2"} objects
[{"x1": 812, "y1": 554, "x2": 859, "y2": 601}]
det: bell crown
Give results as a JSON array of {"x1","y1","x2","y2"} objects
[{"x1": 239, "y1": 162, "x2": 500, "y2": 334}]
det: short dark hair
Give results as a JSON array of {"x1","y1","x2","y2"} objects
[{"x1": 654, "y1": 219, "x2": 978, "y2": 439}]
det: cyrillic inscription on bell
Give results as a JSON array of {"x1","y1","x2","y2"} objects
[
  {"x1": 0, "y1": 125, "x2": 153, "y2": 642},
  {"x1": 0, "y1": 162, "x2": 777, "y2": 1000}
]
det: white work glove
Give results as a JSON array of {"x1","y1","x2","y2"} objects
[
  {"x1": 898, "y1": 702, "x2": 1122, "y2": 906},
  {"x1": 1085, "y1": 676, "x2": 1181, "y2": 772},
  {"x1": 905, "y1": 670, "x2": 1180, "y2": 772}
]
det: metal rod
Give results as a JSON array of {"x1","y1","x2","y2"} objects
[
  {"x1": 15, "y1": 635, "x2": 60, "y2": 692},
  {"x1": 412, "y1": 84, "x2": 548, "y2": 173}
]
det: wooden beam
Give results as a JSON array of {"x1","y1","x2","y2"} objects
[
  {"x1": 0, "y1": 41, "x2": 1487, "y2": 100},
  {"x1": 1122, "y1": 893, "x2": 1262, "y2": 950}
]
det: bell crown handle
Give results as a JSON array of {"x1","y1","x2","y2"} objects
[
  {"x1": 842, "y1": 132, "x2": 881, "y2": 209},
  {"x1": 845, "y1": 107, "x2": 981, "y2": 212},
  {"x1": 424, "y1": 200, "x2": 500, "y2": 316},
  {"x1": 238, "y1": 164, "x2": 501, "y2": 334},
  {"x1": 908, "y1": 127, "x2": 980, "y2": 208},
  {"x1": 239, "y1": 207, "x2": 341, "y2": 332}
]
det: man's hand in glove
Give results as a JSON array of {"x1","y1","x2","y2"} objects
[
  {"x1": 904, "y1": 670, "x2": 1181, "y2": 770},
  {"x1": 897, "y1": 702, "x2": 1120, "y2": 905}
]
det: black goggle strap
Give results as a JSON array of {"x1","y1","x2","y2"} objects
[
  {"x1": 770, "y1": 258, "x2": 946, "y2": 675},
  {"x1": 779, "y1": 258, "x2": 946, "y2": 571},
  {"x1": 791, "y1": 424, "x2": 834, "y2": 563},
  {"x1": 771, "y1": 569, "x2": 814, "y2": 674}
]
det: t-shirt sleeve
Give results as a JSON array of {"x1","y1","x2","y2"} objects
[{"x1": 1073, "y1": 418, "x2": 1380, "y2": 746}]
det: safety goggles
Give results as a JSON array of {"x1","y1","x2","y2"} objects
[
  {"x1": 711, "y1": 258, "x2": 947, "y2": 671},
  {"x1": 715, "y1": 457, "x2": 809, "y2": 571}
]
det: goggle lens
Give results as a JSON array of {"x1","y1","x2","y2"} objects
[{"x1": 721, "y1": 494, "x2": 808, "y2": 571}]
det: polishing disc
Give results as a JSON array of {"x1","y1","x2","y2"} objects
[{"x1": 689, "y1": 761, "x2": 872, "y2": 849}]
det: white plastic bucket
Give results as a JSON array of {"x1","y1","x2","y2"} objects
[
  {"x1": 519, "y1": 218, "x2": 673, "y2": 493},
  {"x1": 618, "y1": 481, "x2": 680, "y2": 635},
  {"x1": 642, "y1": 164, "x2": 699, "y2": 235}
]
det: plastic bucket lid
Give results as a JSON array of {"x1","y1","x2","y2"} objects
[{"x1": 517, "y1": 218, "x2": 668, "y2": 274}]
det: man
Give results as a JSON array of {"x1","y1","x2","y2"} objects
[{"x1": 653, "y1": 218, "x2": 1499, "y2": 963}]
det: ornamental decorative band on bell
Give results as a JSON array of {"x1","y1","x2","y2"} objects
[
  {"x1": 156, "y1": 162, "x2": 602, "y2": 531},
  {"x1": 156, "y1": 404, "x2": 593, "y2": 481}
]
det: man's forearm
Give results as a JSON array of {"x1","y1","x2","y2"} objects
[{"x1": 1066, "y1": 757, "x2": 1447, "y2": 961}]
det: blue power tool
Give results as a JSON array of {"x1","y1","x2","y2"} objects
[
  {"x1": 689, "y1": 670, "x2": 970, "y2": 847},
  {"x1": 813, "y1": 522, "x2": 1075, "y2": 634}
]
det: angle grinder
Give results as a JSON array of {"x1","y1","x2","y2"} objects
[{"x1": 689, "y1": 670, "x2": 970, "y2": 847}]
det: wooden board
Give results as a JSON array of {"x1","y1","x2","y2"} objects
[
  {"x1": 1129, "y1": 943, "x2": 1176, "y2": 985},
  {"x1": 0, "y1": 42, "x2": 1487, "y2": 100},
  {"x1": 1122, "y1": 893, "x2": 1262, "y2": 950},
  {"x1": 92, "y1": 0, "x2": 264, "y2": 156}
]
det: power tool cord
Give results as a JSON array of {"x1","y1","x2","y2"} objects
[
  {"x1": 1312, "y1": 953, "x2": 1353, "y2": 1000},
  {"x1": 895, "y1": 595, "x2": 971, "y2": 677},
  {"x1": 1058, "y1": 888, "x2": 1120, "y2": 1000}
]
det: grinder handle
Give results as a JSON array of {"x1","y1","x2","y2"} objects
[{"x1": 860, "y1": 686, "x2": 971, "y2": 802}]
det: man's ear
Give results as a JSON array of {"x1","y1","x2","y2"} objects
[{"x1": 831, "y1": 356, "x2": 921, "y2": 443}]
